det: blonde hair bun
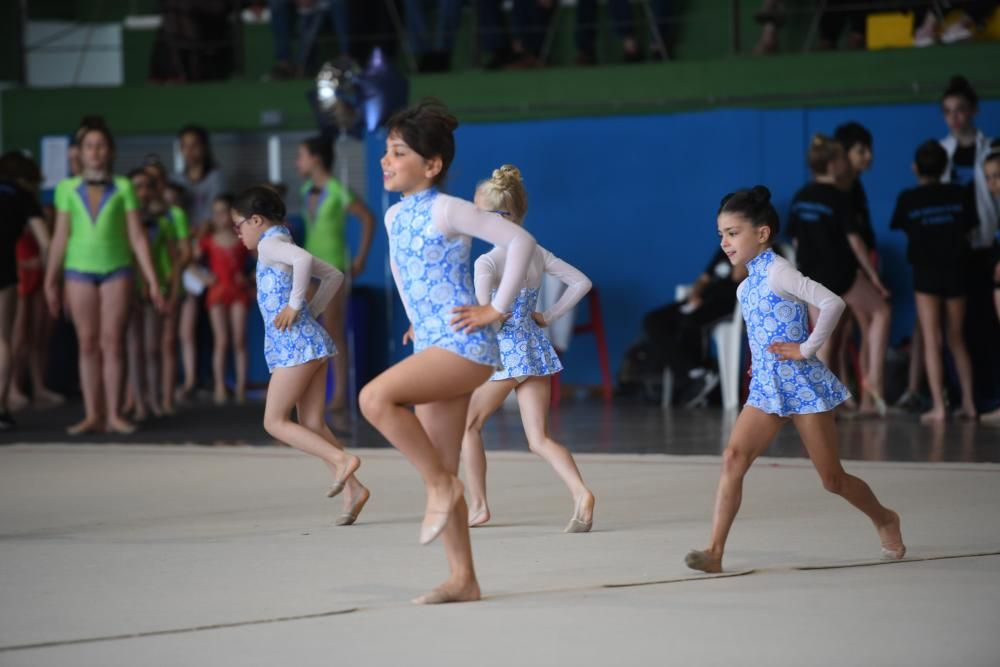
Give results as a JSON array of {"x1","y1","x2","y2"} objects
[{"x1": 477, "y1": 164, "x2": 528, "y2": 224}]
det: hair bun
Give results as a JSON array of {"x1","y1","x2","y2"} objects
[
  {"x1": 749, "y1": 185, "x2": 771, "y2": 205},
  {"x1": 491, "y1": 164, "x2": 523, "y2": 191}
]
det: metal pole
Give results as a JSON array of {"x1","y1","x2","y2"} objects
[{"x1": 730, "y1": 0, "x2": 741, "y2": 54}]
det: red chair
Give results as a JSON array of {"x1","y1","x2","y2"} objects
[{"x1": 551, "y1": 286, "x2": 613, "y2": 407}]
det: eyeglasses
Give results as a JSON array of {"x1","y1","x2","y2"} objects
[{"x1": 233, "y1": 217, "x2": 251, "y2": 235}]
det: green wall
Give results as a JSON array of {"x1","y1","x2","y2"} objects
[{"x1": 4, "y1": 40, "x2": 999, "y2": 155}]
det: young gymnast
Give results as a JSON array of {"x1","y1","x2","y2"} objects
[
  {"x1": 44, "y1": 123, "x2": 165, "y2": 435},
  {"x1": 199, "y1": 194, "x2": 251, "y2": 404},
  {"x1": 296, "y1": 136, "x2": 376, "y2": 412},
  {"x1": 358, "y1": 100, "x2": 537, "y2": 604},
  {"x1": 144, "y1": 159, "x2": 191, "y2": 415},
  {"x1": 124, "y1": 167, "x2": 178, "y2": 420},
  {"x1": 890, "y1": 141, "x2": 977, "y2": 423},
  {"x1": 685, "y1": 186, "x2": 905, "y2": 574},
  {"x1": 979, "y1": 142, "x2": 1000, "y2": 424},
  {"x1": 460, "y1": 165, "x2": 595, "y2": 532},
  {"x1": 234, "y1": 185, "x2": 368, "y2": 522}
]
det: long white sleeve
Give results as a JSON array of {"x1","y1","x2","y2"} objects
[
  {"x1": 435, "y1": 196, "x2": 536, "y2": 313},
  {"x1": 257, "y1": 233, "x2": 344, "y2": 317},
  {"x1": 540, "y1": 249, "x2": 591, "y2": 324},
  {"x1": 767, "y1": 257, "x2": 844, "y2": 359},
  {"x1": 474, "y1": 253, "x2": 499, "y2": 306}
]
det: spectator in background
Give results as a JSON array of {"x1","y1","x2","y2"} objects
[
  {"x1": 575, "y1": 0, "x2": 675, "y2": 65},
  {"x1": 405, "y1": 0, "x2": 464, "y2": 72},
  {"x1": 890, "y1": 140, "x2": 977, "y2": 424},
  {"x1": 0, "y1": 152, "x2": 53, "y2": 429},
  {"x1": 914, "y1": 1, "x2": 999, "y2": 46},
  {"x1": 939, "y1": 75, "x2": 1000, "y2": 414},
  {"x1": 478, "y1": 0, "x2": 555, "y2": 69},
  {"x1": 268, "y1": 0, "x2": 350, "y2": 79},
  {"x1": 145, "y1": 158, "x2": 192, "y2": 415},
  {"x1": 817, "y1": 0, "x2": 869, "y2": 50},
  {"x1": 786, "y1": 134, "x2": 891, "y2": 417},
  {"x1": 44, "y1": 123, "x2": 165, "y2": 435},
  {"x1": 980, "y1": 141, "x2": 1000, "y2": 423},
  {"x1": 643, "y1": 247, "x2": 748, "y2": 406},
  {"x1": 176, "y1": 124, "x2": 225, "y2": 401},
  {"x1": 752, "y1": 0, "x2": 784, "y2": 54}
]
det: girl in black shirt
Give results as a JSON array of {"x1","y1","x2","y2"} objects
[
  {"x1": 891, "y1": 141, "x2": 977, "y2": 424},
  {"x1": 786, "y1": 135, "x2": 891, "y2": 416}
]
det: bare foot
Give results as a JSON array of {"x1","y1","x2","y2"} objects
[
  {"x1": 981, "y1": 407, "x2": 1000, "y2": 424},
  {"x1": 468, "y1": 504, "x2": 491, "y2": 527},
  {"x1": 955, "y1": 407, "x2": 977, "y2": 421},
  {"x1": 920, "y1": 408, "x2": 947, "y2": 425},
  {"x1": 107, "y1": 417, "x2": 137, "y2": 435},
  {"x1": 877, "y1": 510, "x2": 905, "y2": 560},
  {"x1": 685, "y1": 549, "x2": 723, "y2": 573},
  {"x1": 335, "y1": 487, "x2": 370, "y2": 526},
  {"x1": 420, "y1": 475, "x2": 464, "y2": 545},
  {"x1": 412, "y1": 578, "x2": 481, "y2": 605},
  {"x1": 34, "y1": 388, "x2": 65, "y2": 408},
  {"x1": 67, "y1": 417, "x2": 104, "y2": 436},
  {"x1": 8, "y1": 389, "x2": 30, "y2": 412},
  {"x1": 213, "y1": 388, "x2": 227, "y2": 405}
]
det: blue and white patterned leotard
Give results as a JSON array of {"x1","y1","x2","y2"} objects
[
  {"x1": 389, "y1": 188, "x2": 500, "y2": 367},
  {"x1": 256, "y1": 226, "x2": 337, "y2": 372},
  {"x1": 741, "y1": 249, "x2": 850, "y2": 416},
  {"x1": 491, "y1": 287, "x2": 563, "y2": 381}
]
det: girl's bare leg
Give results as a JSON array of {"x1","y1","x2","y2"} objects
[
  {"x1": 686, "y1": 406, "x2": 785, "y2": 573},
  {"x1": 8, "y1": 289, "x2": 29, "y2": 410},
  {"x1": 792, "y1": 411, "x2": 904, "y2": 558},
  {"x1": 359, "y1": 348, "x2": 491, "y2": 600},
  {"x1": 413, "y1": 395, "x2": 481, "y2": 604},
  {"x1": 461, "y1": 378, "x2": 516, "y2": 526},
  {"x1": 843, "y1": 275, "x2": 890, "y2": 413},
  {"x1": 28, "y1": 293, "x2": 62, "y2": 406},
  {"x1": 100, "y1": 277, "x2": 135, "y2": 434},
  {"x1": 125, "y1": 300, "x2": 147, "y2": 421},
  {"x1": 292, "y1": 358, "x2": 366, "y2": 505},
  {"x1": 943, "y1": 297, "x2": 976, "y2": 418},
  {"x1": 323, "y1": 288, "x2": 350, "y2": 412},
  {"x1": 915, "y1": 293, "x2": 947, "y2": 423},
  {"x1": 143, "y1": 304, "x2": 162, "y2": 415},
  {"x1": 905, "y1": 323, "x2": 924, "y2": 397},
  {"x1": 65, "y1": 281, "x2": 104, "y2": 434},
  {"x1": 516, "y1": 376, "x2": 594, "y2": 527},
  {"x1": 229, "y1": 302, "x2": 248, "y2": 403},
  {"x1": 208, "y1": 304, "x2": 229, "y2": 404},
  {"x1": 160, "y1": 300, "x2": 179, "y2": 413},
  {"x1": 264, "y1": 360, "x2": 360, "y2": 486},
  {"x1": 0, "y1": 288, "x2": 16, "y2": 413},
  {"x1": 178, "y1": 294, "x2": 198, "y2": 398}
]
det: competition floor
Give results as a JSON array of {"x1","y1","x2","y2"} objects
[{"x1": 2, "y1": 399, "x2": 999, "y2": 666}]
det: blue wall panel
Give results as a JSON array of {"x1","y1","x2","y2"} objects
[{"x1": 357, "y1": 100, "x2": 999, "y2": 386}]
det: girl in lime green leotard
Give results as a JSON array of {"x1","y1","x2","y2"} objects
[
  {"x1": 144, "y1": 159, "x2": 191, "y2": 415},
  {"x1": 43, "y1": 124, "x2": 165, "y2": 436},
  {"x1": 124, "y1": 168, "x2": 180, "y2": 420},
  {"x1": 296, "y1": 136, "x2": 376, "y2": 412}
]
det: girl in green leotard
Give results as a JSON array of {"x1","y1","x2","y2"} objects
[
  {"x1": 144, "y1": 159, "x2": 191, "y2": 415},
  {"x1": 124, "y1": 168, "x2": 179, "y2": 421},
  {"x1": 296, "y1": 136, "x2": 376, "y2": 412},
  {"x1": 44, "y1": 124, "x2": 165, "y2": 435}
]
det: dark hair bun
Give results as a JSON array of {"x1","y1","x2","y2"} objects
[{"x1": 749, "y1": 185, "x2": 771, "y2": 206}]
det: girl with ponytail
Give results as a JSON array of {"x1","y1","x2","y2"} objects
[{"x1": 684, "y1": 185, "x2": 905, "y2": 574}]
